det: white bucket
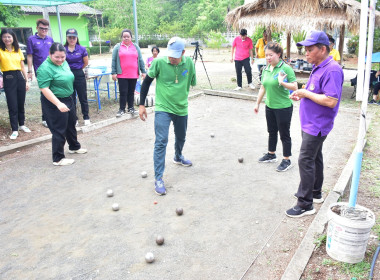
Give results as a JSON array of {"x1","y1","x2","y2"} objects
[{"x1": 326, "y1": 202, "x2": 376, "y2": 264}]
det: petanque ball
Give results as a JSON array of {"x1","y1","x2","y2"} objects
[
  {"x1": 238, "y1": 157, "x2": 244, "y2": 163},
  {"x1": 141, "y1": 171, "x2": 148, "y2": 178},
  {"x1": 210, "y1": 133, "x2": 215, "y2": 138},
  {"x1": 106, "y1": 189, "x2": 114, "y2": 197},
  {"x1": 145, "y1": 252, "x2": 155, "y2": 263},
  {"x1": 112, "y1": 203, "x2": 119, "y2": 211},
  {"x1": 176, "y1": 207, "x2": 184, "y2": 216},
  {"x1": 156, "y1": 235, "x2": 165, "y2": 245}
]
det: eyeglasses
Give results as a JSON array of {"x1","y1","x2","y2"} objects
[
  {"x1": 38, "y1": 27, "x2": 49, "y2": 31},
  {"x1": 67, "y1": 36, "x2": 77, "y2": 40}
]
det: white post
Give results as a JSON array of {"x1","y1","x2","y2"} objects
[
  {"x1": 356, "y1": 0, "x2": 368, "y2": 101},
  {"x1": 348, "y1": 0, "x2": 377, "y2": 207}
]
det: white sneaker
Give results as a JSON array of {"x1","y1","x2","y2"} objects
[
  {"x1": 75, "y1": 120, "x2": 79, "y2": 127},
  {"x1": 53, "y1": 158, "x2": 75, "y2": 166},
  {"x1": 42, "y1": 121, "x2": 48, "y2": 128},
  {"x1": 233, "y1": 86, "x2": 242, "y2": 91},
  {"x1": 19, "y1": 125, "x2": 31, "y2": 133},
  {"x1": 84, "y1": 119, "x2": 91, "y2": 126},
  {"x1": 10, "y1": 131, "x2": 18, "y2": 140},
  {"x1": 248, "y1": 83, "x2": 256, "y2": 89},
  {"x1": 68, "y1": 148, "x2": 88, "y2": 154}
]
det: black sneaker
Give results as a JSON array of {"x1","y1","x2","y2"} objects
[
  {"x1": 128, "y1": 107, "x2": 136, "y2": 115},
  {"x1": 116, "y1": 109, "x2": 125, "y2": 117},
  {"x1": 293, "y1": 193, "x2": 324, "y2": 204},
  {"x1": 276, "y1": 159, "x2": 292, "y2": 172},
  {"x1": 368, "y1": 99, "x2": 377, "y2": 104},
  {"x1": 285, "y1": 205, "x2": 316, "y2": 218},
  {"x1": 258, "y1": 153, "x2": 277, "y2": 163}
]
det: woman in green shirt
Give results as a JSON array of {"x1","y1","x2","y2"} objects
[
  {"x1": 254, "y1": 42, "x2": 298, "y2": 172},
  {"x1": 37, "y1": 43, "x2": 87, "y2": 166}
]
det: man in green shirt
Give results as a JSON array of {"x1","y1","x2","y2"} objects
[{"x1": 139, "y1": 37, "x2": 196, "y2": 195}]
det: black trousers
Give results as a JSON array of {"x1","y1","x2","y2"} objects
[
  {"x1": 71, "y1": 69, "x2": 89, "y2": 120},
  {"x1": 41, "y1": 94, "x2": 81, "y2": 163},
  {"x1": 296, "y1": 131, "x2": 327, "y2": 209},
  {"x1": 373, "y1": 82, "x2": 380, "y2": 96},
  {"x1": 118, "y1": 78, "x2": 137, "y2": 111},
  {"x1": 3, "y1": 70, "x2": 26, "y2": 131},
  {"x1": 234, "y1": 58, "x2": 252, "y2": 87},
  {"x1": 265, "y1": 105, "x2": 293, "y2": 157}
]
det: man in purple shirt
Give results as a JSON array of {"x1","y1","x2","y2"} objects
[
  {"x1": 286, "y1": 31, "x2": 344, "y2": 218},
  {"x1": 27, "y1": 18, "x2": 54, "y2": 127}
]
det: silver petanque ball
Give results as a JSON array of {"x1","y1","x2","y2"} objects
[
  {"x1": 141, "y1": 171, "x2": 148, "y2": 178},
  {"x1": 176, "y1": 207, "x2": 184, "y2": 216},
  {"x1": 145, "y1": 252, "x2": 155, "y2": 263},
  {"x1": 107, "y1": 189, "x2": 114, "y2": 197},
  {"x1": 156, "y1": 235, "x2": 165, "y2": 246},
  {"x1": 112, "y1": 203, "x2": 119, "y2": 211},
  {"x1": 238, "y1": 157, "x2": 244, "y2": 163},
  {"x1": 210, "y1": 133, "x2": 215, "y2": 138}
]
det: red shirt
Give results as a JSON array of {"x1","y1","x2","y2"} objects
[
  {"x1": 232, "y1": 36, "x2": 253, "y2": 61},
  {"x1": 117, "y1": 43, "x2": 139, "y2": 79}
]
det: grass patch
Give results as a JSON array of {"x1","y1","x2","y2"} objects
[
  {"x1": 313, "y1": 234, "x2": 326, "y2": 249},
  {"x1": 340, "y1": 261, "x2": 371, "y2": 279}
]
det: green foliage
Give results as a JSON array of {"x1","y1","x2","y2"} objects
[
  {"x1": 0, "y1": 4, "x2": 23, "y2": 26},
  {"x1": 87, "y1": 46, "x2": 110, "y2": 55},
  {"x1": 313, "y1": 234, "x2": 327, "y2": 249},
  {"x1": 87, "y1": 0, "x2": 243, "y2": 37},
  {"x1": 205, "y1": 31, "x2": 228, "y2": 49},
  {"x1": 250, "y1": 26, "x2": 283, "y2": 45},
  {"x1": 373, "y1": 28, "x2": 380, "y2": 53},
  {"x1": 100, "y1": 27, "x2": 123, "y2": 45},
  {"x1": 292, "y1": 31, "x2": 306, "y2": 54},
  {"x1": 347, "y1": 35, "x2": 359, "y2": 55},
  {"x1": 341, "y1": 261, "x2": 371, "y2": 279},
  {"x1": 138, "y1": 39, "x2": 169, "y2": 48}
]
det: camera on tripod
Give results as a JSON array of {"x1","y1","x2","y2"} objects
[{"x1": 191, "y1": 41, "x2": 199, "y2": 46}]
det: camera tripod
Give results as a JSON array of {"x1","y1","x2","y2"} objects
[{"x1": 192, "y1": 42, "x2": 212, "y2": 89}]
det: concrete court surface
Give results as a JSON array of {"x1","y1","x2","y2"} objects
[{"x1": 0, "y1": 95, "x2": 358, "y2": 280}]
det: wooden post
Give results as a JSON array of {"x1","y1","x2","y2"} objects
[
  {"x1": 287, "y1": 32, "x2": 291, "y2": 60},
  {"x1": 338, "y1": 25, "x2": 345, "y2": 65}
]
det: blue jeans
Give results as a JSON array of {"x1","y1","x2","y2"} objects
[{"x1": 154, "y1": 111, "x2": 188, "y2": 180}]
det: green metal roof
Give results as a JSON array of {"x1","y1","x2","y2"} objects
[{"x1": 0, "y1": 0, "x2": 91, "y2": 7}]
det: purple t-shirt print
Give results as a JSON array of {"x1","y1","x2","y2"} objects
[
  {"x1": 27, "y1": 33, "x2": 54, "y2": 73},
  {"x1": 299, "y1": 56, "x2": 344, "y2": 137},
  {"x1": 65, "y1": 45, "x2": 88, "y2": 70}
]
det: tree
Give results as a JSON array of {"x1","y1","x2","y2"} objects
[{"x1": 0, "y1": 4, "x2": 23, "y2": 27}]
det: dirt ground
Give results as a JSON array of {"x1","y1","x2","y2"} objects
[{"x1": 0, "y1": 93, "x2": 360, "y2": 280}]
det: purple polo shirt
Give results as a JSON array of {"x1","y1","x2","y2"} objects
[
  {"x1": 299, "y1": 56, "x2": 344, "y2": 136},
  {"x1": 27, "y1": 33, "x2": 54, "y2": 72},
  {"x1": 65, "y1": 44, "x2": 88, "y2": 70}
]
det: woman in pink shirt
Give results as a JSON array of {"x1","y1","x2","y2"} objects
[
  {"x1": 112, "y1": 29, "x2": 146, "y2": 116},
  {"x1": 146, "y1": 46, "x2": 160, "y2": 69}
]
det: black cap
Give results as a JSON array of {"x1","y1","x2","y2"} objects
[{"x1": 66, "y1": 28, "x2": 78, "y2": 37}]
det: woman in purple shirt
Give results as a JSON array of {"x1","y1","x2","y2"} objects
[{"x1": 64, "y1": 28, "x2": 90, "y2": 126}]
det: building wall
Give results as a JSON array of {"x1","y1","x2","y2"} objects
[{"x1": 0, "y1": 14, "x2": 90, "y2": 47}]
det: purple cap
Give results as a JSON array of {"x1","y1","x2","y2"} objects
[{"x1": 296, "y1": 31, "x2": 329, "y2": 47}]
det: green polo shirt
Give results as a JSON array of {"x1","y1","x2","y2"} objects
[
  {"x1": 37, "y1": 57, "x2": 75, "y2": 98},
  {"x1": 148, "y1": 56, "x2": 196, "y2": 116},
  {"x1": 261, "y1": 61, "x2": 296, "y2": 109}
]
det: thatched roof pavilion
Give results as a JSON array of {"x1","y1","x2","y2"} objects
[{"x1": 226, "y1": 0, "x2": 380, "y2": 60}]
